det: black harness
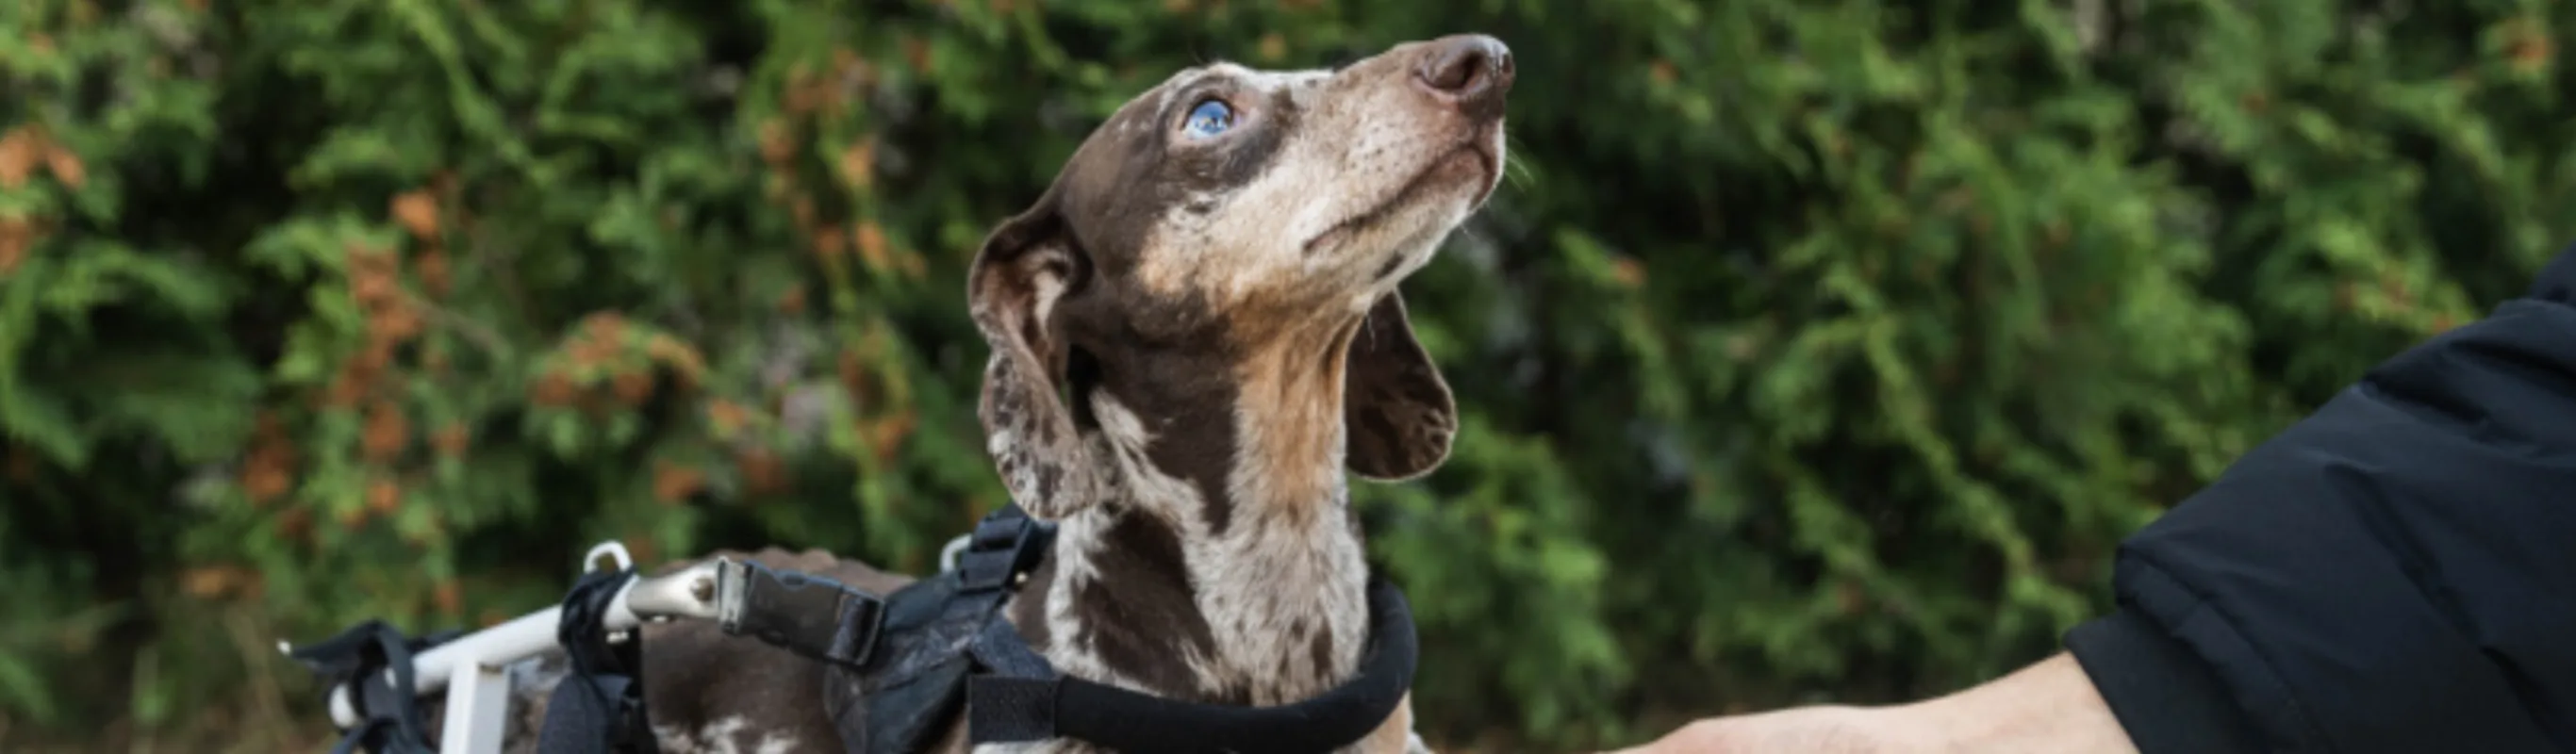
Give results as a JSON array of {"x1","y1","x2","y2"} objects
[{"x1": 293, "y1": 504, "x2": 1422, "y2": 754}]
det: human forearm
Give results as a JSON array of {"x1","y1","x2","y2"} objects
[
  {"x1": 1609, "y1": 652, "x2": 2138, "y2": 754},
  {"x1": 1895, "y1": 652, "x2": 2139, "y2": 754}
]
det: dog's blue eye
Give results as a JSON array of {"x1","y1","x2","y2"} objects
[{"x1": 1183, "y1": 99, "x2": 1235, "y2": 139}]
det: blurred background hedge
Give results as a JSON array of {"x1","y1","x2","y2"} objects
[{"x1": 5, "y1": 0, "x2": 2573, "y2": 750}]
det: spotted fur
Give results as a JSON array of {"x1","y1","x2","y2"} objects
[{"x1": 455, "y1": 34, "x2": 1513, "y2": 754}]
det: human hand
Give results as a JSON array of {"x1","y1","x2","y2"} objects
[
  {"x1": 1604, "y1": 653, "x2": 2140, "y2": 754},
  {"x1": 1603, "y1": 704, "x2": 1940, "y2": 753}
]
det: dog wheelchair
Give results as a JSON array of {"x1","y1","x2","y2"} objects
[{"x1": 279, "y1": 505, "x2": 1421, "y2": 754}]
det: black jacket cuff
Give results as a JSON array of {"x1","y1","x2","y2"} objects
[{"x1": 2064, "y1": 610, "x2": 2268, "y2": 754}]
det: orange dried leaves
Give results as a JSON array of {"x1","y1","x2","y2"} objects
[
  {"x1": 361, "y1": 400, "x2": 410, "y2": 461},
  {"x1": 391, "y1": 190, "x2": 440, "y2": 240},
  {"x1": 365, "y1": 477, "x2": 403, "y2": 516},
  {"x1": 706, "y1": 399, "x2": 753, "y2": 438},
  {"x1": 0, "y1": 129, "x2": 36, "y2": 188},
  {"x1": 329, "y1": 241, "x2": 420, "y2": 407},
  {"x1": 536, "y1": 313, "x2": 707, "y2": 409},
  {"x1": 736, "y1": 448, "x2": 787, "y2": 497},
  {"x1": 0, "y1": 126, "x2": 83, "y2": 189},
  {"x1": 240, "y1": 413, "x2": 298, "y2": 505},
  {"x1": 181, "y1": 565, "x2": 264, "y2": 601},
  {"x1": 0, "y1": 213, "x2": 38, "y2": 276},
  {"x1": 652, "y1": 461, "x2": 704, "y2": 504},
  {"x1": 836, "y1": 140, "x2": 876, "y2": 191}
]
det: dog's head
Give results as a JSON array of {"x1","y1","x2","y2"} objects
[{"x1": 969, "y1": 35, "x2": 1512, "y2": 520}]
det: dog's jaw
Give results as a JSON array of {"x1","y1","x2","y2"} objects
[{"x1": 1300, "y1": 139, "x2": 1499, "y2": 264}]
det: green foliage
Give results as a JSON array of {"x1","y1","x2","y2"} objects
[{"x1": 6, "y1": 0, "x2": 2575, "y2": 748}]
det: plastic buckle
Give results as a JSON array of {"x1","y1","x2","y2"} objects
[
  {"x1": 959, "y1": 508, "x2": 1055, "y2": 592},
  {"x1": 970, "y1": 508, "x2": 1026, "y2": 551},
  {"x1": 715, "y1": 559, "x2": 886, "y2": 670}
]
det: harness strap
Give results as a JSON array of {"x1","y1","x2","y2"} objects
[
  {"x1": 718, "y1": 558, "x2": 888, "y2": 670},
  {"x1": 964, "y1": 577, "x2": 1421, "y2": 754},
  {"x1": 954, "y1": 505, "x2": 1051, "y2": 593},
  {"x1": 537, "y1": 567, "x2": 659, "y2": 754},
  {"x1": 285, "y1": 619, "x2": 456, "y2": 754},
  {"x1": 826, "y1": 503, "x2": 1061, "y2": 754}
]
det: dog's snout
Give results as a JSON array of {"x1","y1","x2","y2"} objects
[{"x1": 1412, "y1": 34, "x2": 1513, "y2": 119}]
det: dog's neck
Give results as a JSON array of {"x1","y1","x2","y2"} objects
[{"x1": 1016, "y1": 316, "x2": 1373, "y2": 707}]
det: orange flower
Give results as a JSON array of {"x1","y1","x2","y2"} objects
[
  {"x1": 530, "y1": 371, "x2": 580, "y2": 406},
  {"x1": 611, "y1": 370, "x2": 655, "y2": 405},
  {"x1": 414, "y1": 247, "x2": 451, "y2": 297},
  {"x1": 706, "y1": 400, "x2": 751, "y2": 436},
  {"x1": 783, "y1": 66, "x2": 820, "y2": 116},
  {"x1": 838, "y1": 350, "x2": 868, "y2": 405},
  {"x1": 854, "y1": 221, "x2": 890, "y2": 270},
  {"x1": 866, "y1": 412, "x2": 918, "y2": 463},
  {"x1": 737, "y1": 448, "x2": 787, "y2": 497},
  {"x1": 182, "y1": 566, "x2": 258, "y2": 600},
  {"x1": 434, "y1": 580, "x2": 462, "y2": 615},
  {"x1": 326, "y1": 361, "x2": 376, "y2": 407},
  {"x1": 350, "y1": 270, "x2": 398, "y2": 308},
  {"x1": 837, "y1": 140, "x2": 876, "y2": 191},
  {"x1": 239, "y1": 414, "x2": 299, "y2": 505},
  {"x1": 0, "y1": 216, "x2": 33, "y2": 276},
  {"x1": 41, "y1": 144, "x2": 82, "y2": 188},
  {"x1": 813, "y1": 223, "x2": 847, "y2": 261},
  {"x1": 652, "y1": 462, "x2": 704, "y2": 504},
  {"x1": 0, "y1": 128, "x2": 40, "y2": 188},
  {"x1": 580, "y1": 312, "x2": 628, "y2": 343},
  {"x1": 390, "y1": 190, "x2": 439, "y2": 240},
  {"x1": 361, "y1": 401, "x2": 409, "y2": 461},
  {"x1": 757, "y1": 120, "x2": 796, "y2": 166},
  {"x1": 240, "y1": 464, "x2": 291, "y2": 505},
  {"x1": 366, "y1": 479, "x2": 403, "y2": 515},
  {"x1": 370, "y1": 302, "x2": 423, "y2": 344}
]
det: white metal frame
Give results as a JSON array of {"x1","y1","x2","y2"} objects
[
  {"x1": 285, "y1": 535, "x2": 976, "y2": 754},
  {"x1": 283, "y1": 542, "x2": 687, "y2": 754}
]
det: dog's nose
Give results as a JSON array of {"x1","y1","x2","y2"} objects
[{"x1": 1413, "y1": 34, "x2": 1513, "y2": 120}]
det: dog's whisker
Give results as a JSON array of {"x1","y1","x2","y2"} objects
[{"x1": 1499, "y1": 137, "x2": 1539, "y2": 188}]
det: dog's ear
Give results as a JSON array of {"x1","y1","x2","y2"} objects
[
  {"x1": 967, "y1": 189, "x2": 1098, "y2": 519},
  {"x1": 1344, "y1": 291, "x2": 1458, "y2": 481}
]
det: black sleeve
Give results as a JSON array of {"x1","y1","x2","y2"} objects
[{"x1": 2062, "y1": 245, "x2": 2576, "y2": 754}]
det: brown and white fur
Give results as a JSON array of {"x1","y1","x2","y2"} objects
[{"x1": 471, "y1": 33, "x2": 1514, "y2": 754}]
